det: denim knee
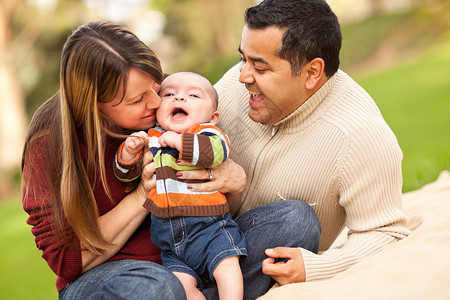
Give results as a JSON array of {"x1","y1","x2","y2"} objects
[
  {"x1": 231, "y1": 200, "x2": 320, "y2": 300},
  {"x1": 280, "y1": 200, "x2": 321, "y2": 253},
  {"x1": 59, "y1": 260, "x2": 186, "y2": 300},
  {"x1": 236, "y1": 200, "x2": 321, "y2": 253}
]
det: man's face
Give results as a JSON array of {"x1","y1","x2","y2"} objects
[{"x1": 239, "y1": 25, "x2": 308, "y2": 125}]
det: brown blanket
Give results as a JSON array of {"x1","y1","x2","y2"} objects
[{"x1": 260, "y1": 171, "x2": 450, "y2": 300}]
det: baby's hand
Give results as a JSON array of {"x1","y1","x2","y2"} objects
[
  {"x1": 158, "y1": 131, "x2": 182, "y2": 150},
  {"x1": 122, "y1": 131, "x2": 149, "y2": 162}
]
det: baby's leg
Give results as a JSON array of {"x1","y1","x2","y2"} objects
[
  {"x1": 213, "y1": 256, "x2": 243, "y2": 300},
  {"x1": 173, "y1": 272, "x2": 206, "y2": 300}
]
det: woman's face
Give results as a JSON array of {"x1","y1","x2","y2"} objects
[{"x1": 98, "y1": 68, "x2": 161, "y2": 131}]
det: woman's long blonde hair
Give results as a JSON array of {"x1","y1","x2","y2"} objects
[{"x1": 22, "y1": 22, "x2": 163, "y2": 254}]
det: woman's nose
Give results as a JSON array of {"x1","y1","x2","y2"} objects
[{"x1": 147, "y1": 91, "x2": 161, "y2": 109}]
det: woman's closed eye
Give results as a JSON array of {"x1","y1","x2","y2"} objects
[{"x1": 132, "y1": 95, "x2": 144, "y2": 104}]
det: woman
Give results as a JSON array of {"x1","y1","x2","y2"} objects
[{"x1": 21, "y1": 21, "x2": 186, "y2": 299}]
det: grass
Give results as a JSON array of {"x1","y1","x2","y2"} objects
[
  {"x1": 355, "y1": 42, "x2": 450, "y2": 192},
  {"x1": 0, "y1": 196, "x2": 57, "y2": 300},
  {"x1": 340, "y1": 12, "x2": 408, "y2": 68}
]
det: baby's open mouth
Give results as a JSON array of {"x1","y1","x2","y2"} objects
[{"x1": 171, "y1": 107, "x2": 188, "y2": 118}]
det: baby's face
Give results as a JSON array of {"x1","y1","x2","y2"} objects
[{"x1": 157, "y1": 72, "x2": 218, "y2": 133}]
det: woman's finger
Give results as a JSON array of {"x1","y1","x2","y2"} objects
[
  {"x1": 176, "y1": 159, "x2": 194, "y2": 166},
  {"x1": 142, "y1": 147, "x2": 154, "y2": 165},
  {"x1": 187, "y1": 181, "x2": 218, "y2": 192},
  {"x1": 177, "y1": 168, "x2": 211, "y2": 181}
]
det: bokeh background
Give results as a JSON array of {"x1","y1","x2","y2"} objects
[{"x1": 1, "y1": 0, "x2": 449, "y2": 298}]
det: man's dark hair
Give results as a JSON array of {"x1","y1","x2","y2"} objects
[{"x1": 245, "y1": 0, "x2": 342, "y2": 77}]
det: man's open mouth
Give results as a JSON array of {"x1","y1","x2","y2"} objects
[
  {"x1": 251, "y1": 93, "x2": 261, "y2": 101},
  {"x1": 249, "y1": 92, "x2": 264, "y2": 107}
]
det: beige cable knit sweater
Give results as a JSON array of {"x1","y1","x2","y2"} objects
[{"x1": 214, "y1": 64, "x2": 410, "y2": 281}]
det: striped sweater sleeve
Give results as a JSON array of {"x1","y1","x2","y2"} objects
[
  {"x1": 180, "y1": 124, "x2": 230, "y2": 168},
  {"x1": 113, "y1": 142, "x2": 144, "y2": 182},
  {"x1": 114, "y1": 127, "x2": 164, "y2": 183}
]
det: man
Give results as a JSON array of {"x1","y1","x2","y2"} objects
[{"x1": 214, "y1": 0, "x2": 410, "y2": 296}]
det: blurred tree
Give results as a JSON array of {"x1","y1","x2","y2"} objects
[
  {"x1": 368, "y1": 0, "x2": 387, "y2": 15},
  {"x1": 152, "y1": 0, "x2": 254, "y2": 83},
  {"x1": 12, "y1": 0, "x2": 87, "y2": 116},
  {"x1": 1, "y1": 0, "x2": 91, "y2": 196},
  {"x1": 0, "y1": 0, "x2": 27, "y2": 175}
]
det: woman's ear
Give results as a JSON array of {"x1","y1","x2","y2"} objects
[
  {"x1": 304, "y1": 57, "x2": 325, "y2": 90},
  {"x1": 209, "y1": 111, "x2": 220, "y2": 125}
]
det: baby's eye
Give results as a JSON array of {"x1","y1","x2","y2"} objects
[
  {"x1": 189, "y1": 94, "x2": 200, "y2": 98},
  {"x1": 163, "y1": 93, "x2": 174, "y2": 97}
]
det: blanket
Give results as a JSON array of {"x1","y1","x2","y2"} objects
[{"x1": 260, "y1": 170, "x2": 450, "y2": 300}]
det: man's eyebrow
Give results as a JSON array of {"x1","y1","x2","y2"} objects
[{"x1": 238, "y1": 45, "x2": 270, "y2": 65}]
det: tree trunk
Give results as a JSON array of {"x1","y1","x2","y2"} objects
[
  {"x1": 368, "y1": 0, "x2": 387, "y2": 15},
  {"x1": 0, "y1": 0, "x2": 27, "y2": 172}
]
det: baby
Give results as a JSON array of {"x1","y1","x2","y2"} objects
[{"x1": 114, "y1": 72, "x2": 246, "y2": 300}]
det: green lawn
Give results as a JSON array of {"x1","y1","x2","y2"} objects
[
  {"x1": 355, "y1": 42, "x2": 450, "y2": 192},
  {"x1": 0, "y1": 197, "x2": 57, "y2": 299},
  {"x1": 2, "y1": 41, "x2": 449, "y2": 300}
]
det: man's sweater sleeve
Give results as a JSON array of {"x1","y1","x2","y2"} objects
[{"x1": 300, "y1": 118, "x2": 410, "y2": 281}]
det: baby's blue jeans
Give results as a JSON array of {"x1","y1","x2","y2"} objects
[{"x1": 202, "y1": 200, "x2": 321, "y2": 300}]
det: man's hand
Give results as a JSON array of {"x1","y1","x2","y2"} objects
[{"x1": 262, "y1": 247, "x2": 306, "y2": 285}]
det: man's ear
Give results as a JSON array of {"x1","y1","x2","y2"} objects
[
  {"x1": 210, "y1": 111, "x2": 220, "y2": 125},
  {"x1": 304, "y1": 57, "x2": 325, "y2": 90}
]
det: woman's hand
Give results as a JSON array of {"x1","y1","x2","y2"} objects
[
  {"x1": 177, "y1": 159, "x2": 245, "y2": 194},
  {"x1": 262, "y1": 247, "x2": 306, "y2": 285},
  {"x1": 177, "y1": 159, "x2": 247, "y2": 216},
  {"x1": 134, "y1": 148, "x2": 156, "y2": 205}
]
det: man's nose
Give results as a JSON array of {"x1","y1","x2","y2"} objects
[{"x1": 239, "y1": 62, "x2": 254, "y2": 84}]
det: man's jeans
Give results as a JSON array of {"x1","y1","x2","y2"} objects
[
  {"x1": 58, "y1": 260, "x2": 185, "y2": 299},
  {"x1": 202, "y1": 200, "x2": 321, "y2": 300}
]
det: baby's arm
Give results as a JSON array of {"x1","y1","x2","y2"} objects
[
  {"x1": 180, "y1": 125, "x2": 230, "y2": 168},
  {"x1": 158, "y1": 131, "x2": 182, "y2": 151},
  {"x1": 121, "y1": 131, "x2": 149, "y2": 162}
]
